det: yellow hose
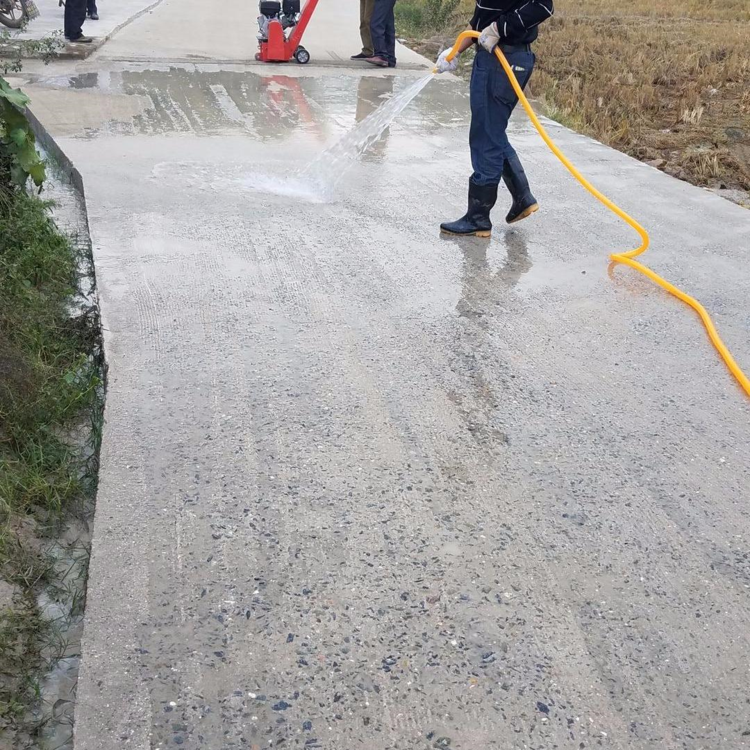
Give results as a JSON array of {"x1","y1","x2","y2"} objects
[{"x1": 439, "y1": 30, "x2": 750, "y2": 398}]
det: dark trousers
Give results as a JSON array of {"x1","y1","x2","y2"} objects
[
  {"x1": 469, "y1": 47, "x2": 535, "y2": 185},
  {"x1": 370, "y1": 0, "x2": 396, "y2": 65},
  {"x1": 359, "y1": 0, "x2": 376, "y2": 56},
  {"x1": 87, "y1": 0, "x2": 97, "y2": 13},
  {"x1": 64, "y1": 0, "x2": 86, "y2": 38}
]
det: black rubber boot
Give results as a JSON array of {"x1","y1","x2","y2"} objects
[
  {"x1": 502, "y1": 153, "x2": 539, "y2": 224},
  {"x1": 440, "y1": 180, "x2": 498, "y2": 238}
]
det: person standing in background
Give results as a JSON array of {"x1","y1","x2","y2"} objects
[
  {"x1": 87, "y1": 0, "x2": 99, "y2": 20},
  {"x1": 367, "y1": 0, "x2": 396, "y2": 68},
  {"x1": 351, "y1": 0, "x2": 375, "y2": 60},
  {"x1": 63, "y1": 0, "x2": 91, "y2": 42}
]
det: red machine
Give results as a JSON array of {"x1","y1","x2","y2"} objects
[{"x1": 256, "y1": 0, "x2": 320, "y2": 64}]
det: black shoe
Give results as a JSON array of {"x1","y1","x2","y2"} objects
[
  {"x1": 350, "y1": 52, "x2": 371, "y2": 59},
  {"x1": 502, "y1": 152, "x2": 538, "y2": 224},
  {"x1": 440, "y1": 179, "x2": 498, "y2": 237},
  {"x1": 388, "y1": 62, "x2": 397, "y2": 68},
  {"x1": 88, "y1": 11, "x2": 99, "y2": 19},
  {"x1": 66, "y1": 34, "x2": 93, "y2": 43}
]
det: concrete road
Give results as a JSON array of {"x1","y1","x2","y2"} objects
[{"x1": 17, "y1": 0, "x2": 750, "y2": 747}]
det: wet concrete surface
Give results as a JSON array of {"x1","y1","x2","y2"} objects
[
  {"x1": 21, "y1": 5, "x2": 750, "y2": 748},
  {"x1": 28, "y1": 66, "x2": 454, "y2": 139}
]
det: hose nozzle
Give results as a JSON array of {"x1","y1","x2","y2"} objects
[{"x1": 432, "y1": 30, "x2": 480, "y2": 74}]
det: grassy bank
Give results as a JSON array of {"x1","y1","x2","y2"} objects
[
  {"x1": 0, "y1": 187, "x2": 101, "y2": 742},
  {"x1": 396, "y1": 0, "x2": 750, "y2": 200}
]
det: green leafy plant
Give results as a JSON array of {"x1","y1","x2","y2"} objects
[
  {"x1": 0, "y1": 76, "x2": 45, "y2": 189},
  {"x1": 0, "y1": 25, "x2": 62, "y2": 192},
  {"x1": 1, "y1": 22, "x2": 64, "y2": 77}
]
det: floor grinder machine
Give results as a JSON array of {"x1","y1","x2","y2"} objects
[{"x1": 256, "y1": 0, "x2": 320, "y2": 64}]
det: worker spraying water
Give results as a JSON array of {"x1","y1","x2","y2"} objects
[
  {"x1": 431, "y1": 27, "x2": 749, "y2": 397},
  {"x1": 434, "y1": 0, "x2": 554, "y2": 238}
]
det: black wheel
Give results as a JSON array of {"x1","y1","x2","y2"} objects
[
  {"x1": 294, "y1": 46, "x2": 310, "y2": 64},
  {"x1": 0, "y1": 0, "x2": 27, "y2": 28}
]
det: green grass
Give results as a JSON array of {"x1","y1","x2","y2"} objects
[
  {"x1": 0, "y1": 188, "x2": 102, "y2": 739},
  {"x1": 0, "y1": 598, "x2": 49, "y2": 729},
  {"x1": 395, "y1": 0, "x2": 462, "y2": 36}
]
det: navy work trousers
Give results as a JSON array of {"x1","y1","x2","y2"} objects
[
  {"x1": 370, "y1": 0, "x2": 396, "y2": 66},
  {"x1": 64, "y1": 0, "x2": 86, "y2": 39},
  {"x1": 469, "y1": 47, "x2": 535, "y2": 186}
]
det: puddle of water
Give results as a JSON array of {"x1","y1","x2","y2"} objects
[
  {"x1": 34, "y1": 65, "x2": 467, "y2": 142},
  {"x1": 150, "y1": 73, "x2": 437, "y2": 204},
  {"x1": 236, "y1": 72, "x2": 434, "y2": 202}
]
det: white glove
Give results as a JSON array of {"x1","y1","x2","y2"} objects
[
  {"x1": 435, "y1": 48, "x2": 459, "y2": 74},
  {"x1": 479, "y1": 21, "x2": 501, "y2": 54}
]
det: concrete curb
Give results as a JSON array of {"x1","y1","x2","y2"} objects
[{"x1": 25, "y1": 103, "x2": 86, "y2": 198}]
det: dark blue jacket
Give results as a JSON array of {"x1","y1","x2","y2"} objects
[{"x1": 470, "y1": 0, "x2": 554, "y2": 45}]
